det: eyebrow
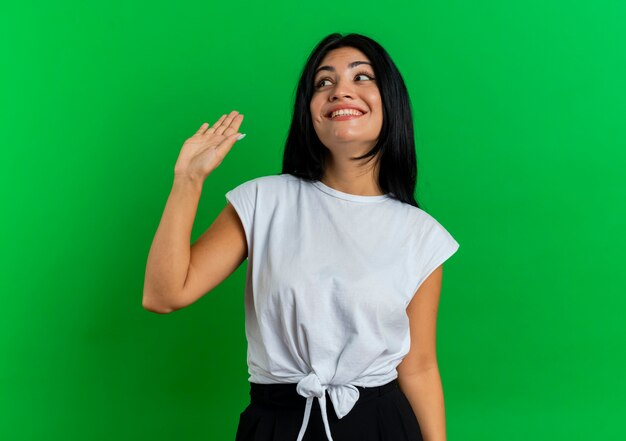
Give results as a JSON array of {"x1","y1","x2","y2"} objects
[{"x1": 314, "y1": 61, "x2": 372, "y2": 75}]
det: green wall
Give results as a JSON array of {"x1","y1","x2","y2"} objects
[{"x1": 2, "y1": 1, "x2": 625, "y2": 440}]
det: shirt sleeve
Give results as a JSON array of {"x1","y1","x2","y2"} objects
[
  {"x1": 408, "y1": 214, "x2": 460, "y2": 301},
  {"x1": 225, "y1": 178, "x2": 258, "y2": 256}
]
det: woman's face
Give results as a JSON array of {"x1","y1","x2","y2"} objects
[{"x1": 309, "y1": 47, "x2": 383, "y2": 157}]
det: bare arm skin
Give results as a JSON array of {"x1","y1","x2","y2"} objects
[
  {"x1": 142, "y1": 111, "x2": 246, "y2": 313},
  {"x1": 142, "y1": 175, "x2": 203, "y2": 313},
  {"x1": 397, "y1": 264, "x2": 447, "y2": 441},
  {"x1": 142, "y1": 176, "x2": 247, "y2": 313},
  {"x1": 176, "y1": 200, "x2": 247, "y2": 310}
]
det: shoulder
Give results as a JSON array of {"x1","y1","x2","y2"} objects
[
  {"x1": 226, "y1": 174, "x2": 303, "y2": 206},
  {"x1": 401, "y1": 203, "x2": 442, "y2": 226},
  {"x1": 400, "y1": 204, "x2": 458, "y2": 246},
  {"x1": 232, "y1": 173, "x2": 301, "y2": 190},
  {"x1": 383, "y1": 199, "x2": 438, "y2": 228}
]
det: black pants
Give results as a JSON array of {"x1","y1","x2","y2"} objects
[{"x1": 235, "y1": 378, "x2": 424, "y2": 441}]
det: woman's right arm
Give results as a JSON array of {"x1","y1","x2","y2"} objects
[{"x1": 142, "y1": 111, "x2": 246, "y2": 313}]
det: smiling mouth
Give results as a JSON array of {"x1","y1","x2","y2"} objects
[
  {"x1": 327, "y1": 113, "x2": 366, "y2": 121},
  {"x1": 326, "y1": 112, "x2": 367, "y2": 121}
]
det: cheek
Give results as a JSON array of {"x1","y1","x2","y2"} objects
[
  {"x1": 373, "y1": 100, "x2": 383, "y2": 124},
  {"x1": 310, "y1": 96, "x2": 321, "y2": 112},
  {"x1": 370, "y1": 93, "x2": 383, "y2": 112},
  {"x1": 310, "y1": 100, "x2": 324, "y2": 124}
]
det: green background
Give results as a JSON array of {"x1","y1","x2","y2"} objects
[{"x1": 2, "y1": 1, "x2": 625, "y2": 440}]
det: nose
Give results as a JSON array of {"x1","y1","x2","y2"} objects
[{"x1": 329, "y1": 78, "x2": 355, "y2": 101}]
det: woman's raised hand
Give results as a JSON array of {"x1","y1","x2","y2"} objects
[{"x1": 174, "y1": 110, "x2": 246, "y2": 181}]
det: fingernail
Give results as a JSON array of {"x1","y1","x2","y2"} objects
[{"x1": 237, "y1": 133, "x2": 246, "y2": 140}]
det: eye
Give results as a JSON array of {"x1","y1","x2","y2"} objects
[
  {"x1": 315, "y1": 78, "x2": 331, "y2": 88},
  {"x1": 354, "y1": 71, "x2": 376, "y2": 82},
  {"x1": 314, "y1": 71, "x2": 376, "y2": 89}
]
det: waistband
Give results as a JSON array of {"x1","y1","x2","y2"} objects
[
  {"x1": 249, "y1": 378, "x2": 399, "y2": 411},
  {"x1": 248, "y1": 377, "x2": 399, "y2": 441}
]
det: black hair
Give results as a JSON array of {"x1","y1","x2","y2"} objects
[{"x1": 281, "y1": 32, "x2": 420, "y2": 208}]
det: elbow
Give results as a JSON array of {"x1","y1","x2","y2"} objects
[
  {"x1": 142, "y1": 291, "x2": 176, "y2": 314},
  {"x1": 143, "y1": 303, "x2": 174, "y2": 314}
]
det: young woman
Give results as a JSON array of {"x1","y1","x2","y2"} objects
[{"x1": 143, "y1": 32, "x2": 460, "y2": 441}]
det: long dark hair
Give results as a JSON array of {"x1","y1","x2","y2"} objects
[{"x1": 281, "y1": 32, "x2": 420, "y2": 208}]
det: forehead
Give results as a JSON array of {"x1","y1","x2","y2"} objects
[{"x1": 316, "y1": 47, "x2": 371, "y2": 70}]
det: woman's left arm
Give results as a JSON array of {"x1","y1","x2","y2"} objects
[{"x1": 396, "y1": 264, "x2": 447, "y2": 441}]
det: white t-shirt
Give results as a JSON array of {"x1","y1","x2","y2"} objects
[{"x1": 225, "y1": 173, "x2": 460, "y2": 441}]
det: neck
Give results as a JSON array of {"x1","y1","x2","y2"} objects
[{"x1": 321, "y1": 153, "x2": 384, "y2": 196}]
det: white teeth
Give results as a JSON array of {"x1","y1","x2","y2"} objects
[{"x1": 330, "y1": 109, "x2": 364, "y2": 118}]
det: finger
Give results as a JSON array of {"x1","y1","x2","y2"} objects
[
  {"x1": 205, "y1": 114, "x2": 227, "y2": 135},
  {"x1": 214, "y1": 110, "x2": 240, "y2": 136},
  {"x1": 213, "y1": 110, "x2": 238, "y2": 135},
  {"x1": 221, "y1": 114, "x2": 244, "y2": 137},
  {"x1": 195, "y1": 122, "x2": 209, "y2": 135}
]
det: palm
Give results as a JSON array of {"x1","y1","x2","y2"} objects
[{"x1": 174, "y1": 110, "x2": 245, "y2": 179}]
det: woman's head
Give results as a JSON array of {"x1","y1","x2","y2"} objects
[
  {"x1": 309, "y1": 46, "x2": 383, "y2": 167},
  {"x1": 282, "y1": 32, "x2": 420, "y2": 207}
]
